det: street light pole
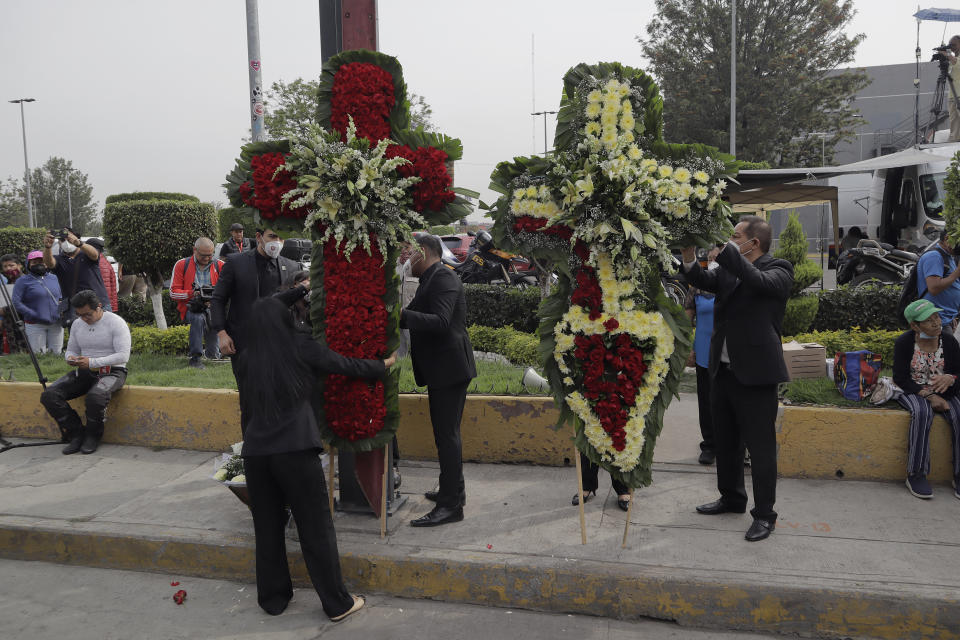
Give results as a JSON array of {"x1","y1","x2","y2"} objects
[
  {"x1": 10, "y1": 98, "x2": 36, "y2": 227},
  {"x1": 531, "y1": 110, "x2": 557, "y2": 156}
]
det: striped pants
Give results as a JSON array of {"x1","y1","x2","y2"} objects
[{"x1": 895, "y1": 393, "x2": 960, "y2": 478}]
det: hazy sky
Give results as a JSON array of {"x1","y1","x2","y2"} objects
[{"x1": 0, "y1": 0, "x2": 954, "y2": 222}]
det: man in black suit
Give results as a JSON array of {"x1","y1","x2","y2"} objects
[
  {"x1": 401, "y1": 234, "x2": 477, "y2": 527},
  {"x1": 211, "y1": 226, "x2": 306, "y2": 433},
  {"x1": 681, "y1": 216, "x2": 793, "y2": 542},
  {"x1": 219, "y1": 223, "x2": 254, "y2": 259}
]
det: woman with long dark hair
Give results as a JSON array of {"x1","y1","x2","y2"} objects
[{"x1": 238, "y1": 297, "x2": 396, "y2": 622}]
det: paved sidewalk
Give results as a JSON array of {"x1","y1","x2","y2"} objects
[{"x1": 0, "y1": 439, "x2": 958, "y2": 639}]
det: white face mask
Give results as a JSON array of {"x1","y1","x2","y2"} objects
[
  {"x1": 263, "y1": 240, "x2": 282, "y2": 259},
  {"x1": 60, "y1": 240, "x2": 78, "y2": 254}
]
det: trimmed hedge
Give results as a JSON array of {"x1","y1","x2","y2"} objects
[
  {"x1": 784, "y1": 328, "x2": 901, "y2": 365},
  {"x1": 0, "y1": 227, "x2": 48, "y2": 262},
  {"x1": 116, "y1": 291, "x2": 183, "y2": 328},
  {"x1": 467, "y1": 325, "x2": 539, "y2": 367},
  {"x1": 130, "y1": 325, "x2": 190, "y2": 355},
  {"x1": 464, "y1": 284, "x2": 541, "y2": 333},
  {"x1": 105, "y1": 192, "x2": 199, "y2": 205},
  {"x1": 811, "y1": 283, "x2": 901, "y2": 331}
]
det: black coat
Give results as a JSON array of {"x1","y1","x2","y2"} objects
[
  {"x1": 210, "y1": 250, "x2": 301, "y2": 348},
  {"x1": 683, "y1": 243, "x2": 794, "y2": 385},
  {"x1": 239, "y1": 334, "x2": 386, "y2": 456},
  {"x1": 892, "y1": 330, "x2": 960, "y2": 397},
  {"x1": 219, "y1": 237, "x2": 253, "y2": 258},
  {"x1": 400, "y1": 262, "x2": 477, "y2": 388}
]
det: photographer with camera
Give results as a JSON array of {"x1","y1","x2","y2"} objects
[
  {"x1": 42, "y1": 228, "x2": 110, "y2": 326},
  {"x1": 171, "y1": 237, "x2": 223, "y2": 369},
  {"x1": 937, "y1": 35, "x2": 960, "y2": 142}
]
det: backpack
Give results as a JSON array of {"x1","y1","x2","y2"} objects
[{"x1": 896, "y1": 246, "x2": 951, "y2": 327}]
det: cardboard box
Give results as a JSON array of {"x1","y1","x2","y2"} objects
[{"x1": 782, "y1": 341, "x2": 827, "y2": 380}]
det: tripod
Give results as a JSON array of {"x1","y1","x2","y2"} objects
[
  {"x1": 925, "y1": 57, "x2": 960, "y2": 141},
  {"x1": 0, "y1": 278, "x2": 61, "y2": 454}
]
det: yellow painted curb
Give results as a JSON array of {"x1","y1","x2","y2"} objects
[{"x1": 1, "y1": 382, "x2": 952, "y2": 482}]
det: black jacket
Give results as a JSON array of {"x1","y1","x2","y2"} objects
[
  {"x1": 892, "y1": 330, "x2": 960, "y2": 397},
  {"x1": 210, "y1": 250, "x2": 301, "y2": 348},
  {"x1": 400, "y1": 262, "x2": 477, "y2": 388},
  {"x1": 239, "y1": 334, "x2": 386, "y2": 457},
  {"x1": 683, "y1": 243, "x2": 794, "y2": 385},
  {"x1": 219, "y1": 237, "x2": 253, "y2": 258}
]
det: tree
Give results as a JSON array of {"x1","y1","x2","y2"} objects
[
  {"x1": 639, "y1": 0, "x2": 869, "y2": 166},
  {"x1": 0, "y1": 157, "x2": 99, "y2": 233},
  {"x1": 264, "y1": 78, "x2": 435, "y2": 139},
  {"x1": 775, "y1": 211, "x2": 822, "y2": 334},
  {"x1": 103, "y1": 193, "x2": 216, "y2": 329}
]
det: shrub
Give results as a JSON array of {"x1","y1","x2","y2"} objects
[
  {"x1": 467, "y1": 325, "x2": 539, "y2": 366},
  {"x1": 782, "y1": 294, "x2": 819, "y2": 336},
  {"x1": 116, "y1": 291, "x2": 183, "y2": 327},
  {"x1": 464, "y1": 284, "x2": 541, "y2": 333},
  {"x1": 104, "y1": 192, "x2": 199, "y2": 205},
  {"x1": 811, "y1": 283, "x2": 902, "y2": 331},
  {"x1": 104, "y1": 196, "x2": 216, "y2": 329},
  {"x1": 784, "y1": 328, "x2": 901, "y2": 365},
  {"x1": 130, "y1": 325, "x2": 190, "y2": 355},
  {"x1": 217, "y1": 207, "x2": 256, "y2": 242},
  {"x1": 775, "y1": 212, "x2": 821, "y2": 333},
  {"x1": 0, "y1": 227, "x2": 48, "y2": 261}
]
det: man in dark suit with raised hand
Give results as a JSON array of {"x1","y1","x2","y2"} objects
[
  {"x1": 681, "y1": 216, "x2": 793, "y2": 542},
  {"x1": 211, "y1": 226, "x2": 306, "y2": 434},
  {"x1": 401, "y1": 234, "x2": 477, "y2": 527}
]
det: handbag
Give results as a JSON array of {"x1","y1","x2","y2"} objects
[{"x1": 834, "y1": 350, "x2": 882, "y2": 401}]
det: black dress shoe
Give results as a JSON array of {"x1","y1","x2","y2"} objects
[
  {"x1": 698, "y1": 449, "x2": 716, "y2": 465},
  {"x1": 62, "y1": 437, "x2": 83, "y2": 455},
  {"x1": 745, "y1": 518, "x2": 774, "y2": 541},
  {"x1": 695, "y1": 499, "x2": 747, "y2": 515},
  {"x1": 410, "y1": 505, "x2": 464, "y2": 527},
  {"x1": 571, "y1": 490, "x2": 596, "y2": 506},
  {"x1": 425, "y1": 490, "x2": 466, "y2": 506},
  {"x1": 80, "y1": 433, "x2": 101, "y2": 454}
]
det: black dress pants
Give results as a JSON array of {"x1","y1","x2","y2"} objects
[
  {"x1": 427, "y1": 381, "x2": 469, "y2": 508},
  {"x1": 709, "y1": 366, "x2": 778, "y2": 522},
  {"x1": 40, "y1": 368, "x2": 126, "y2": 440},
  {"x1": 695, "y1": 365, "x2": 715, "y2": 453},
  {"x1": 579, "y1": 452, "x2": 628, "y2": 495},
  {"x1": 243, "y1": 450, "x2": 353, "y2": 618}
]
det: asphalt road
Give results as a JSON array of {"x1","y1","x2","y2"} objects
[{"x1": 0, "y1": 559, "x2": 783, "y2": 640}]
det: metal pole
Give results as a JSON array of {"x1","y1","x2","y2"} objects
[
  {"x1": 65, "y1": 172, "x2": 73, "y2": 229},
  {"x1": 245, "y1": 0, "x2": 265, "y2": 142},
  {"x1": 729, "y1": 0, "x2": 736, "y2": 156}
]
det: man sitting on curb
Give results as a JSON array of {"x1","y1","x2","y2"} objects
[{"x1": 40, "y1": 289, "x2": 131, "y2": 455}]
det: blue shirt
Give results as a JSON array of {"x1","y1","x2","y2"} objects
[
  {"x1": 693, "y1": 293, "x2": 715, "y2": 368},
  {"x1": 917, "y1": 248, "x2": 960, "y2": 324}
]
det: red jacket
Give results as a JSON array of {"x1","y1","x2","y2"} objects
[
  {"x1": 170, "y1": 256, "x2": 224, "y2": 320},
  {"x1": 99, "y1": 255, "x2": 118, "y2": 311}
]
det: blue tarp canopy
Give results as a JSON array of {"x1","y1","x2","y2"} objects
[{"x1": 914, "y1": 8, "x2": 960, "y2": 22}]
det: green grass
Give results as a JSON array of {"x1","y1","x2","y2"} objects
[{"x1": 0, "y1": 353, "x2": 549, "y2": 396}]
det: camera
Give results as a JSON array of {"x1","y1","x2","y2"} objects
[{"x1": 189, "y1": 283, "x2": 215, "y2": 312}]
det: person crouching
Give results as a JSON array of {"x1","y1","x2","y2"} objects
[{"x1": 40, "y1": 289, "x2": 131, "y2": 455}]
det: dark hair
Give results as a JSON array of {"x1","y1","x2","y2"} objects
[
  {"x1": 71, "y1": 289, "x2": 102, "y2": 310},
  {"x1": 739, "y1": 215, "x2": 772, "y2": 253},
  {"x1": 0, "y1": 254, "x2": 19, "y2": 265},
  {"x1": 239, "y1": 297, "x2": 312, "y2": 425},
  {"x1": 416, "y1": 233, "x2": 442, "y2": 258}
]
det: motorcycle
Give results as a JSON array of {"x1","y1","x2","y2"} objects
[
  {"x1": 445, "y1": 231, "x2": 538, "y2": 288},
  {"x1": 836, "y1": 239, "x2": 917, "y2": 288}
]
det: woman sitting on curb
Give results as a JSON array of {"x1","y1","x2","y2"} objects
[{"x1": 893, "y1": 299, "x2": 960, "y2": 499}]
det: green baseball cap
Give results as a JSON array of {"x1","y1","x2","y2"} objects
[{"x1": 904, "y1": 299, "x2": 943, "y2": 323}]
